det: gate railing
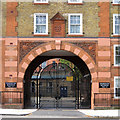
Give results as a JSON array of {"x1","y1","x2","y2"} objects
[
  {"x1": 94, "y1": 93, "x2": 120, "y2": 107},
  {"x1": 0, "y1": 91, "x2": 22, "y2": 104}
]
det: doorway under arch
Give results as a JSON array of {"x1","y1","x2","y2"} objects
[{"x1": 23, "y1": 50, "x2": 92, "y2": 109}]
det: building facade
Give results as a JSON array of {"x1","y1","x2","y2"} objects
[{"x1": 0, "y1": 0, "x2": 120, "y2": 109}]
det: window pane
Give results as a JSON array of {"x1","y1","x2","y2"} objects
[
  {"x1": 70, "y1": 0, "x2": 80, "y2": 2},
  {"x1": 115, "y1": 88, "x2": 120, "y2": 97},
  {"x1": 36, "y1": 16, "x2": 46, "y2": 24},
  {"x1": 115, "y1": 78, "x2": 120, "y2": 87},
  {"x1": 36, "y1": 25, "x2": 46, "y2": 33},
  {"x1": 76, "y1": 25, "x2": 80, "y2": 33},
  {"x1": 70, "y1": 25, "x2": 80, "y2": 33},
  {"x1": 36, "y1": 0, "x2": 47, "y2": 2},
  {"x1": 115, "y1": 56, "x2": 120, "y2": 65},
  {"x1": 115, "y1": 16, "x2": 120, "y2": 24},
  {"x1": 70, "y1": 25, "x2": 75, "y2": 33},
  {"x1": 114, "y1": 0, "x2": 120, "y2": 3},
  {"x1": 116, "y1": 47, "x2": 120, "y2": 55},
  {"x1": 115, "y1": 25, "x2": 120, "y2": 34}
]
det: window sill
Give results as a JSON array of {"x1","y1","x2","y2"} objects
[
  {"x1": 114, "y1": 65, "x2": 120, "y2": 67},
  {"x1": 114, "y1": 97, "x2": 120, "y2": 99},
  {"x1": 67, "y1": 34, "x2": 84, "y2": 37},
  {"x1": 112, "y1": 35, "x2": 120, "y2": 37},
  {"x1": 67, "y1": 3, "x2": 83, "y2": 5},
  {"x1": 112, "y1": 4, "x2": 120, "y2": 6},
  {"x1": 33, "y1": 3, "x2": 49, "y2": 5},
  {"x1": 33, "y1": 34, "x2": 49, "y2": 36}
]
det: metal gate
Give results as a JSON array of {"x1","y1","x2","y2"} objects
[{"x1": 25, "y1": 63, "x2": 91, "y2": 109}]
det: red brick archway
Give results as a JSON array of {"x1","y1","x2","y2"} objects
[{"x1": 18, "y1": 40, "x2": 97, "y2": 109}]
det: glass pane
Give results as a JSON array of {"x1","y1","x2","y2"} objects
[
  {"x1": 115, "y1": 78, "x2": 120, "y2": 87},
  {"x1": 76, "y1": 25, "x2": 80, "y2": 33},
  {"x1": 115, "y1": 88, "x2": 120, "y2": 97},
  {"x1": 115, "y1": 56, "x2": 120, "y2": 65},
  {"x1": 70, "y1": 0, "x2": 80, "y2": 2},
  {"x1": 116, "y1": 47, "x2": 120, "y2": 55},
  {"x1": 36, "y1": 15, "x2": 46, "y2": 24},
  {"x1": 115, "y1": 25, "x2": 120, "y2": 34},
  {"x1": 36, "y1": 25, "x2": 46, "y2": 33},
  {"x1": 76, "y1": 16, "x2": 80, "y2": 24},
  {"x1": 114, "y1": 0, "x2": 120, "y2": 3},
  {"x1": 115, "y1": 16, "x2": 120, "y2": 24},
  {"x1": 70, "y1": 15, "x2": 80, "y2": 25},
  {"x1": 70, "y1": 25, "x2": 75, "y2": 33},
  {"x1": 70, "y1": 25, "x2": 80, "y2": 33}
]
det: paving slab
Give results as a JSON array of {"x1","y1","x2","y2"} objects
[{"x1": 78, "y1": 109, "x2": 120, "y2": 118}]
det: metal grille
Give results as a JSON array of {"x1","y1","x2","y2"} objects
[
  {"x1": 0, "y1": 91, "x2": 22, "y2": 104},
  {"x1": 94, "y1": 93, "x2": 120, "y2": 108},
  {"x1": 25, "y1": 63, "x2": 91, "y2": 109}
]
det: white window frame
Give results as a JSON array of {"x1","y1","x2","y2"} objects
[
  {"x1": 34, "y1": 0, "x2": 48, "y2": 3},
  {"x1": 114, "y1": 44, "x2": 120, "y2": 66},
  {"x1": 113, "y1": 14, "x2": 120, "y2": 35},
  {"x1": 113, "y1": 0, "x2": 120, "y2": 4},
  {"x1": 114, "y1": 76, "x2": 120, "y2": 99},
  {"x1": 68, "y1": 13, "x2": 83, "y2": 35},
  {"x1": 34, "y1": 13, "x2": 48, "y2": 35},
  {"x1": 68, "y1": 0, "x2": 82, "y2": 3}
]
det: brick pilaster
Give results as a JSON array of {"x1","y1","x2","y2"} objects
[
  {"x1": 98, "y1": 0, "x2": 110, "y2": 37},
  {"x1": 4, "y1": 38, "x2": 18, "y2": 90},
  {"x1": 97, "y1": 38, "x2": 111, "y2": 93}
]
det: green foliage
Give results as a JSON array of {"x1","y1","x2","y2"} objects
[{"x1": 59, "y1": 59, "x2": 82, "y2": 79}]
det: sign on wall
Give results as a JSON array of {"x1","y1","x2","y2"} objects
[
  {"x1": 66, "y1": 76, "x2": 73, "y2": 81},
  {"x1": 99, "y1": 82, "x2": 110, "y2": 88},
  {"x1": 5, "y1": 82, "x2": 17, "y2": 88}
]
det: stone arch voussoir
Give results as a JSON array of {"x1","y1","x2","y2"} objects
[{"x1": 18, "y1": 41, "x2": 97, "y2": 81}]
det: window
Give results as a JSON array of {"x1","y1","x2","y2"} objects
[
  {"x1": 34, "y1": 13, "x2": 48, "y2": 35},
  {"x1": 68, "y1": 14, "x2": 83, "y2": 35},
  {"x1": 47, "y1": 82, "x2": 52, "y2": 93},
  {"x1": 114, "y1": 76, "x2": 120, "y2": 98},
  {"x1": 113, "y1": 14, "x2": 120, "y2": 35},
  {"x1": 34, "y1": 0, "x2": 48, "y2": 3},
  {"x1": 114, "y1": 45, "x2": 120, "y2": 66},
  {"x1": 68, "y1": 0, "x2": 82, "y2": 3},
  {"x1": 113, "y1": 0, "x2": 120, "y2": 4}
]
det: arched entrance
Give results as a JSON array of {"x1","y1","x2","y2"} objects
[{"x1": 18, "y1": 41, "x2": 97, "y2": 109}]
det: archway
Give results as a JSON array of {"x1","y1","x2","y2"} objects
[{"x1": 18, "y1": 41, "x2": 97, "y2": 109}]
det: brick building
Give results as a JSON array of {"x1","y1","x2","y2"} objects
[{"x1": 0, "y1": 0, "x2": 120, "y2": 109}]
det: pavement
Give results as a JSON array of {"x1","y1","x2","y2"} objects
[{"x1": 0, "y1": 108, "x2": 120, "y2": 118}]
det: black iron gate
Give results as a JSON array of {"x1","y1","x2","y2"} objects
[{"x1": 25, "y1": 63, "x2": 91, "y2": 109}]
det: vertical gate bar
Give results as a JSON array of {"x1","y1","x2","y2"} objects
[
  {"x1": 77, "y1": 77, "x2": 79, "y2": 109},
  {"x1": 36, "y1": 78, "x2": 38, "y2": 109}
]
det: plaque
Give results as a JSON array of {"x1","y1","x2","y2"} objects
[
  {"x1": 99, "y1": 82, "x2": 110, "y2": 88},
  {"x1": 5, "y1": 82, "x2": 17, "y2": 88}
]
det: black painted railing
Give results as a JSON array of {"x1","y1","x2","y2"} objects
[
  {"x1": 94, "y1": 93, "x2": 120, "y2": 107},
  {"x1": 0, "y1": 91, "x2": 22, "y2": 104}
]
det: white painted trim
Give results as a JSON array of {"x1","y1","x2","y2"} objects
[
  {"x1": 34, "y1": 0, "x2": 48, "y2": 3},
  {"x1": 113, "y1": 0, "x2": 120, "y2": 4},
  {"x1": 114, "y1": 44, "x2": 120, "y2": 66},
  {"x1": 113, "y1": 14, "x2": 120, "y2": 35},
  {"x1": 114, "y1": 76, "x2": 120, "y2": 99},
  {"x1": 68, "y1": 0, "x2": 82, "y2": 3},
  {"x1": 68, "y1": 13, "x2": 83, "y2": 35},
  {"x1": 34, "y1": 13, "x2": 48, "y2": 35}
]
